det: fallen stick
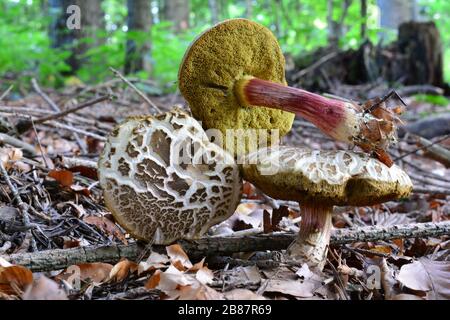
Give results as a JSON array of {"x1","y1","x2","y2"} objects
[
  {"x1": 109, "y1": 67, "x2": 161, "y2": 113},
  {"x1": 2, "y1": 221, "x2": 449, "y2": 272},
  {"x1": 33, "y1": 95, "x2": 110, "y2": 124},
  {"x1": 0, "y1": 132, "x2": 37, "y2": 156}
]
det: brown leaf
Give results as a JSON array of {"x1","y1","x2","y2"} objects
[
  {"x1": 48, "y1": 169, "x2": 74, "y2": 187},
  {"x1": 109, "y1": 259, "x2": 138, "y2": 282},
  {"x1": 68, "y1": 165, "x2": 98, "y2": 180},
  {"x1": 56, "y1": 263, "x2": 113, "y2": 285},
  {"x1": 22, "y1": 275, "x2": 67, "y2": 300},
  {"x1": 83, "y1": 215, "x2": 127, "y2": 244},
  {"x1": 145, "y1": 270, "x2": 161, "y2": 289},
  {"x1": 138, "y1": 251, "x2": 169, "y2": 275},
  {"x1": 263, "y1": 210, "x2": 272, "y2": 233},
  {"x1": 224, "y1": 289, "x2": 266, "y2": 300},
  {"x1": 177, "y1": 282, "x2": 224, "y2": 300},
  {"x1": 0, "y1": 265, "x2": 33, "y2": 295},
  {"x1": 195, "y1": 266, "x2": 214, "y2": 285},
  {"x1": 166, "y1": 244, "x2": 192, "y2": 270},
  {"x1": 264, "y1": 279, "x2": 317, "y2": 298},
  {"x1": 397, "y1": 258, "x2": 450, "y2": 299}
]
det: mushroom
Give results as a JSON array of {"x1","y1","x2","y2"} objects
[
  {"x1": 179, "y1": 19, "x2": 399, "y2": 165},
  {"x1": 98, "y1": 108, "x2": 242, "y2": 244},
  {"x1": 178, "y1": 18, "x2": 295, "y2": 156},
  {"x1": 242, "y1": 146, "x2": 413, "y2": 270}
]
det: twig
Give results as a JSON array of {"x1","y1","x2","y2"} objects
[
  {"x1": 31, "y1": 78, "x2": 60, "y2": 112},
  {"x1": 0, "y1": 163, "x2": 37, "y2": 251},
  {"x1": 292, "y1": 52, "x2": 339, "y2": 80},
  {"x1": 34, "y1": 95, "x2": 111, "y2": 124},
  {"x1": 412, "y1": 186, "x2": 450, "y2": 196},
  {"x1": 394, "y1": 134, "x2": 450, "y2": 161},
  {"x1": 3, "y1": 221, "x2": 449, "y2": 272},
  {"x1": 44, "y1": 121, "x2": 106, "y2": 141},
  {"x1": 109, "y1": 67, "x2": 161, "y2": 113},
  {"x1": 0, "y1": 85, "x2": 13, "y2": 101},
  {"x1": 0, "y1": 133, "x2": 37, "y2": 156}
]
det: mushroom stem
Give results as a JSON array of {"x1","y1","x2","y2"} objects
[
  {"x1": 235, "y1": 76, "x2": 396, "y2": 165},
  {"x1": 287, "y1": 204, "x2": 333, "y2": 271}
]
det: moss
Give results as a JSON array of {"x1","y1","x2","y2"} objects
[{"x1": 178, "y1": 19, "x2": 294, "y2": 156}]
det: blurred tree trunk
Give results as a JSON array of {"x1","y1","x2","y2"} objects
[
  {"x1": 245, "y1": 0, "x2": 253, "y2": 19},
  {"x1": 398, "y1": 22, "x2": 444, "y2": 87},
  {"x1": 49, "y1": 0, "x2": 105, "y2": 73},
  {"x1": 377, "y1": 0, "x2": 418, "y2": 38},
  {"x1": 164, "y1": 0, "x2": 189, "y2": 32},
  {"x1": 209, "y1": 0, "x2": 219, "y2": 24},
  {"x1": 125, "y1": 0, "x2": 152, "y2": 74},
  {"x1": 327, "y1": 0, "x2": 351, "y2": 48},
  {"x1": 360, "y1": 0, "x2": 367, "y2": 40}
]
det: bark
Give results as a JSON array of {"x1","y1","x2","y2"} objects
[
  {"x1": 3, "y1": 221, "x2": 449, "y2": 272},
  {"x1": 125, "y1": 0, "x2": 152, "y2": 74},
  {"x1": 164, "y1": 0, "x2": 189, "y2": 32},
  {"x1": 398, "y1": 22, "x2": 445, "y2": 87},
  {"x1": 399, "y1": 114, "x2": 450, "y2": 139},
  {"x1": 49, "y1": 0, "x2": 105, "y2": 73}
]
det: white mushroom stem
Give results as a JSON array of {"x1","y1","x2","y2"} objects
[{"x1": 287, "y1": 204, "x2": 333, "y2": 271}]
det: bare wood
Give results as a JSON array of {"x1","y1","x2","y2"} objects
[
  {"x1": 415, "y1": 135, "x2": 450, "y2": 168},
  {"x1": 3, "y1": 221, "x2": 449, "y2": 272},
  {"x1": 0, "y1": 133, "x2": 37, "y2": 155},
  {"x1": 0, "y1": 85, "x2": 13, "y2": 101},
  {"x1": 34, "y1": 95, "x2": 110, "y2": 124},
  {"x1": 0, "y1": 163, "x2": 36, "y2": 251},
  {"x1": 31, "y1": 78, "x2": 60, "y2": 112},
  {"x1": 109, "y1": 67, "x2": 161, "y2": 113}
]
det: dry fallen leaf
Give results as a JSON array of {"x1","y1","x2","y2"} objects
[
  {"x1": 166, "y1": 244, "x2": 193, "y2": 270},
  {"x1": 397, "y1": 258, "x2": 450, "y2": 300},
  {"x1": 177, "y1": 282, "x2": 224, "y2": 300},
  {"x1": 0, "y1": 265, "x2": 33, "y2": 295},
  {"x1": 195, "y1": 266, "x2": 214, "y2": 285},
  {"x1": 48, "y1": 169, "x2": 74, "y2": 187},
  {"x1": 224, "y1": 289, "x2": 266, "y2": 300},
  {"x1": 109, "y1": 259, "x2": 138, "y2": 282},
  {"x1": 22, "y1": 275, "x2": 68, "y2": 300},
  {"x1": 138, "y1": 251, "x2": 169, "y2": 275},
  {"x1": 83, "y1": 215, "x2": 127, "y2": 244},
  {"x1": 56, "y1": 263, "x2": 113, "y2": 286},
  {"x1": 0, "y1": 147, "x2": 23, "y2": 169},
  {"x1": 264, "y1": 279, "x2": 317, "y2": 298}
]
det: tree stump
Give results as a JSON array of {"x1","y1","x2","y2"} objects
[{"x1": 397, "y1": 22, "x2": 444, "y2": 88}]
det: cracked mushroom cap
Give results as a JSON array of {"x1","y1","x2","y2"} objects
[
  {"x1": 178, "y1": 18, "x2": 295, "y2": 155},
  {"x1": 242, "y1": 146, "x2": 412, "y2": 206},
  {"x1": 98, "y1": 109, "x2": 242, "y2": 244}
]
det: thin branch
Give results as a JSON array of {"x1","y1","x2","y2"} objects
[
  {"x1": 0, "y1": 85, "x2": 14, "y2": 101},
  {"x1": 34, "y1": 95, "x2": 111, "y2": 124},
  {"x1": 3, "y1": 221, "x2": 449, "y2": 272},
  {"x1": 31, "y1": 78, "x2": 60, "y2": 112},
  {"x1": 109, "y1": 67, "x2": 161, "y2": 113}
]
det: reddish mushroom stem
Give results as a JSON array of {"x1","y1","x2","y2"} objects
[
  {"x1": 287, "y1": 204, "x2": 333, "y2": 271},
  {"x1": 235, "y1": 76, "x2": 397, "y2": 166}
]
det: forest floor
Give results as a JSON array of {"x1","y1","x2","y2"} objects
[{"x1": 0, "y1": 75, "x2": 449, "y2": 300}]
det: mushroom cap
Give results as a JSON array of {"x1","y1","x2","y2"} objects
[
  {"x1": 242, "y1": 146, "x2": 412, "y2": 206},
  {"x1": 98, "y1": 108, "x2": 242, "y2": 244},
  {"x1": 178, "y1": 19, "x2": 295, "y2": 155}
]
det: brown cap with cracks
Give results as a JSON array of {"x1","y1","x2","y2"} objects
[
  {"x1": 98, "y1": 108, "x2": 242, "y2": 244},
  {"x1": 178, "y1": 19, "x2": 295, "y2": 155},
  {"x1": 242, "y1": 146, "x2": 412, "y2": 206}
]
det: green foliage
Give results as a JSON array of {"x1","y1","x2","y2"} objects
[
  {"x1": 413, "y1": 94, "x2": 450, "y2": 107},
  {"x1": 0, "y1": 1, "x2": 71, "y2": 86},
  {"x1": 0, "y1": 0, "x2": 449, "y2": 91}
]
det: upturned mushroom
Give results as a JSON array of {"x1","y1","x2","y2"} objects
[
  {"x1": 179, "y1": 19, "x2": 400, "y2": 165},
  {"x1": 98, "y1": 108, "x2": 242, "y2": 244},
  {"x1": 242, "y1": 146, "x2": 413, "y2": 270}
]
